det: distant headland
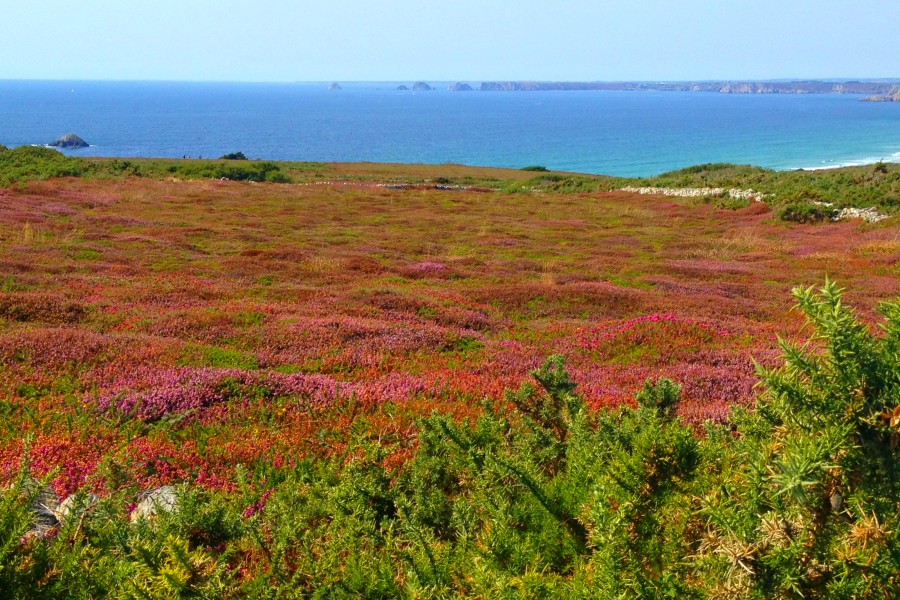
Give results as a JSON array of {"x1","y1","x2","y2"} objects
[
  {"x1": 342, "y1": 79, "x2": 899, "y2": 99},
  {"x1": 429, "y1": 80, "x2": 900, "y2": 99}
]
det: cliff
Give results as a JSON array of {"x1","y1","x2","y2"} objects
[
  {"x1": 476, "y1": 80, "x2": 900, "y2": 96},
  {"x1": 862, "y1": 87, "x2": 900, "y2": 102}
]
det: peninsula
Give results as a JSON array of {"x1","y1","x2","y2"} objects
[{"x1": 466, "y1": 79, "x2": 900, "y2": 96}]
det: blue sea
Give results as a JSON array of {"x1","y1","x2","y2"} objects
[{"x1": 1, "y1": 80, "x2": 899, "y2": 177}]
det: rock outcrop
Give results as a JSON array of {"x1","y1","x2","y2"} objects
[
  {"x1": 56, "y1": 493, "x2": 100, "y2": 524},
  {"x1": 862, "y1": 88, "x2": 900, "y2": 102},
  {"x1": 49, "y1": 133, "x2": 89, "y2": 149},
  {"x1": 411, "y1": 82, "x2": 433, "y2": 92},
  {"x1": 396, "y1": 85, "x2": 410, "y2": 91},
  {"x1": 131, "y1": 485, "x2": 179, "y2": 522},
  {"x1": 27, "y1": 482, "x2": 61, "y2": 536},
  {"x1": 328, "y1": 83, "x2": 342, "y2": 91},
  {"x1": 449, "y1": 82, "x2": 474, "y2": 91}
]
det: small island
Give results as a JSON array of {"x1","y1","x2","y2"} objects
[
  {"x1": 48, "y1": 133, "x2": 89, "y2": 149},
  {"x1": 449, "y1": 82, "x2": 474, "y2": 91},
  {"x1": 328, "y1": 83, "x2": 342, "y2": 91},
  {"x1": 411, "y1": 81, "x2": 433, "y2": 91},
  {"x1": 396, "y1": 85, "x2": 410, "y2": 91}
]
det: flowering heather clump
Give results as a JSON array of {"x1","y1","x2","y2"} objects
[
  {"x1": 580, "y1": 313, "x2": 731, "y2": 364},
  {"x1": 667, "y1": 258, "x2": 753, "y2": 275},
  {"x1": 0, "y1": 327, "x2": 112, "y2": 369},
  {"x1": 351, "y1": 373, "x2": 429, "y2": 406},
  {"x1": 142, "y1": 308, "x2": 238, "y2": 343},
  {"x1": 0, "y1": 292, "x2": 86, "y2": 324},
  {"x1": 94, "y1": 367, "x2": 355, "y2": 421},
  {"x1": 258, "y1": 315, "x2": 466, "y2": 368},
  {"x1": 403, "y1": 260, "x2": 453, "y2": 278},
  {"x1": 95, "y1": 367, "x2": 249, "y2": 420},
  {"x1": 40, "y1": 202, "x2": 78, "y2": 216}
]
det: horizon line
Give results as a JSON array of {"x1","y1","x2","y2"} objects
[{"x1": 1, "y1": 76, "x2": 899, "y2": 85}]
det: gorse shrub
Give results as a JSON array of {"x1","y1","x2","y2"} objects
[
  {"x1": 695, "y1": 280, "x2": 900, "y2": 597},
  {"x1": 778, "y1": 202, "x2": 832, "y2": 223},
  {"x1": 0, "y1": 146, "x2": 87, "y2": 186},
  {"x1": 0, "y1": 282, "x2": 897, "y2": 597},
  {"x1": 167, "y1": 160, "x2": 292, "y2": 183},
  {"x1": 0, "y1": 146, "x2": 293, "y2": 185}
]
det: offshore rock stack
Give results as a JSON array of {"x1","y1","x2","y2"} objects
[{"x1": 49, "y1": 133, "x2": 89, "y2": 148}]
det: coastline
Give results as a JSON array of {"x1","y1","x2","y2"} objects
[
  {"x1": 3, "y1": 80, "x2": 898, "y2": 178},
  {"x1": 794, "y1": 151, "x2": 900, "y2": 172}
]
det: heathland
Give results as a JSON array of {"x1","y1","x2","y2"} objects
[{"x1": 0, "y1": 147, "x2": 898, "y2": 597}]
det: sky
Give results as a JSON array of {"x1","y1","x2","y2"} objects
[{"x1": 2, "y1": 0, "x2": 898, "y2": 82}]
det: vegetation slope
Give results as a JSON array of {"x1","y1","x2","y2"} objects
[{"x1": 0, "y1": 148, "x2": 898, "y2": 597}]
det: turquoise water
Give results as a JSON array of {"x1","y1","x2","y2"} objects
[{"x1": 1, "y1": 80, "x2": 898, "y2": 177}]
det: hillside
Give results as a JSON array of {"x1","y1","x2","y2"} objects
[{"x1": 0, "y1": 156, "x2": 898, "y2": 596}]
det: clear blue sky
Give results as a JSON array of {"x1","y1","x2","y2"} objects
[{"x1": 3, "y1": 0, "x2": 898, "y2": 81}]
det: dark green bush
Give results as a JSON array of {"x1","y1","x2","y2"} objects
[
  {"x1": 219, "y1": 152, "x2": 248, "y2": 160},
  {"x1": 170, "y1": 160, "x2": 291, "y2": 183},
  {"x1": 778, "y1": 202, "x2": 832, "y2": 223},
  {"x1": 521, "y1": 165, "x2": 549, "y2": 172}
]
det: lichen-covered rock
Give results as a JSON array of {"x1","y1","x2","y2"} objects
[
  {"x1": 55, "y1": 493, "x2": 100, "y2": 524},
  {"x1": 131, "y1": 485, "x2": 179, "y2": 522},
  {"x1": 15, "y1": 479, "x2": 61, "y2": 537}
]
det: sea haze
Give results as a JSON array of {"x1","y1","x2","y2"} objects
[{"x1": 1, "y1": 80, "x2": 899, "y2": 177}]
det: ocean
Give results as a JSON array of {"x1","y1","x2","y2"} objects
[{"x1": 1, "y1": 80, "x2": 899, "y2": 177}]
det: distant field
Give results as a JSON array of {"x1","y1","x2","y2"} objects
[{"x1": 1, "y1": 164, "x2": 897, "y2": 495}]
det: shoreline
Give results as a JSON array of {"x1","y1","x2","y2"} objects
[{"x1": 794, "y1": 151, "x2": 900, "y2": 171}]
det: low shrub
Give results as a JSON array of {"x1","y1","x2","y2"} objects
[
  {"x1": 778, "y1": 202, "x2": 832, "y2": 223},
  {"x1": 170, "y1": 161, "x2": 291, "y2": 183},
  {"x1": 0, "y1": 146, "x2": 88, "y2": 186}
]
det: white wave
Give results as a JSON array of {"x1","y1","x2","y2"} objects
[{"x1": 795, "y1": 152, "x2": 900, "y2": 171}]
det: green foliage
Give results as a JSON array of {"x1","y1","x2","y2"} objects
[
  {"x1": 169, "y1": 160, "x2": 292, "y2": 183},
  {"x1": 0, "y1": 146, "x2": 88, "y2": 186},
  {"x1": 637, "y1": 161, "x2": 900, "y2": 218},
  {"x1": 520, "y1": 165, "x2": 549, "y2": 172},
  {"x1": 219, "y1": 152, "x2": 248, "y2": 160},
  {"x1": 696, "y1": 280, "x2": 900, "y2": 597},
  {"x1": 706, "y1": 195, "x2": 752, "y2": 210},
  {"x1": 778, "y1": 202, "x2": 832, "y2": 223},
  {"x1": 179, "y1": 344, "x2": 260, "y2": 370},
  {"x1": 0, "y1": 147, "x2": 294, "y2": 186}
]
